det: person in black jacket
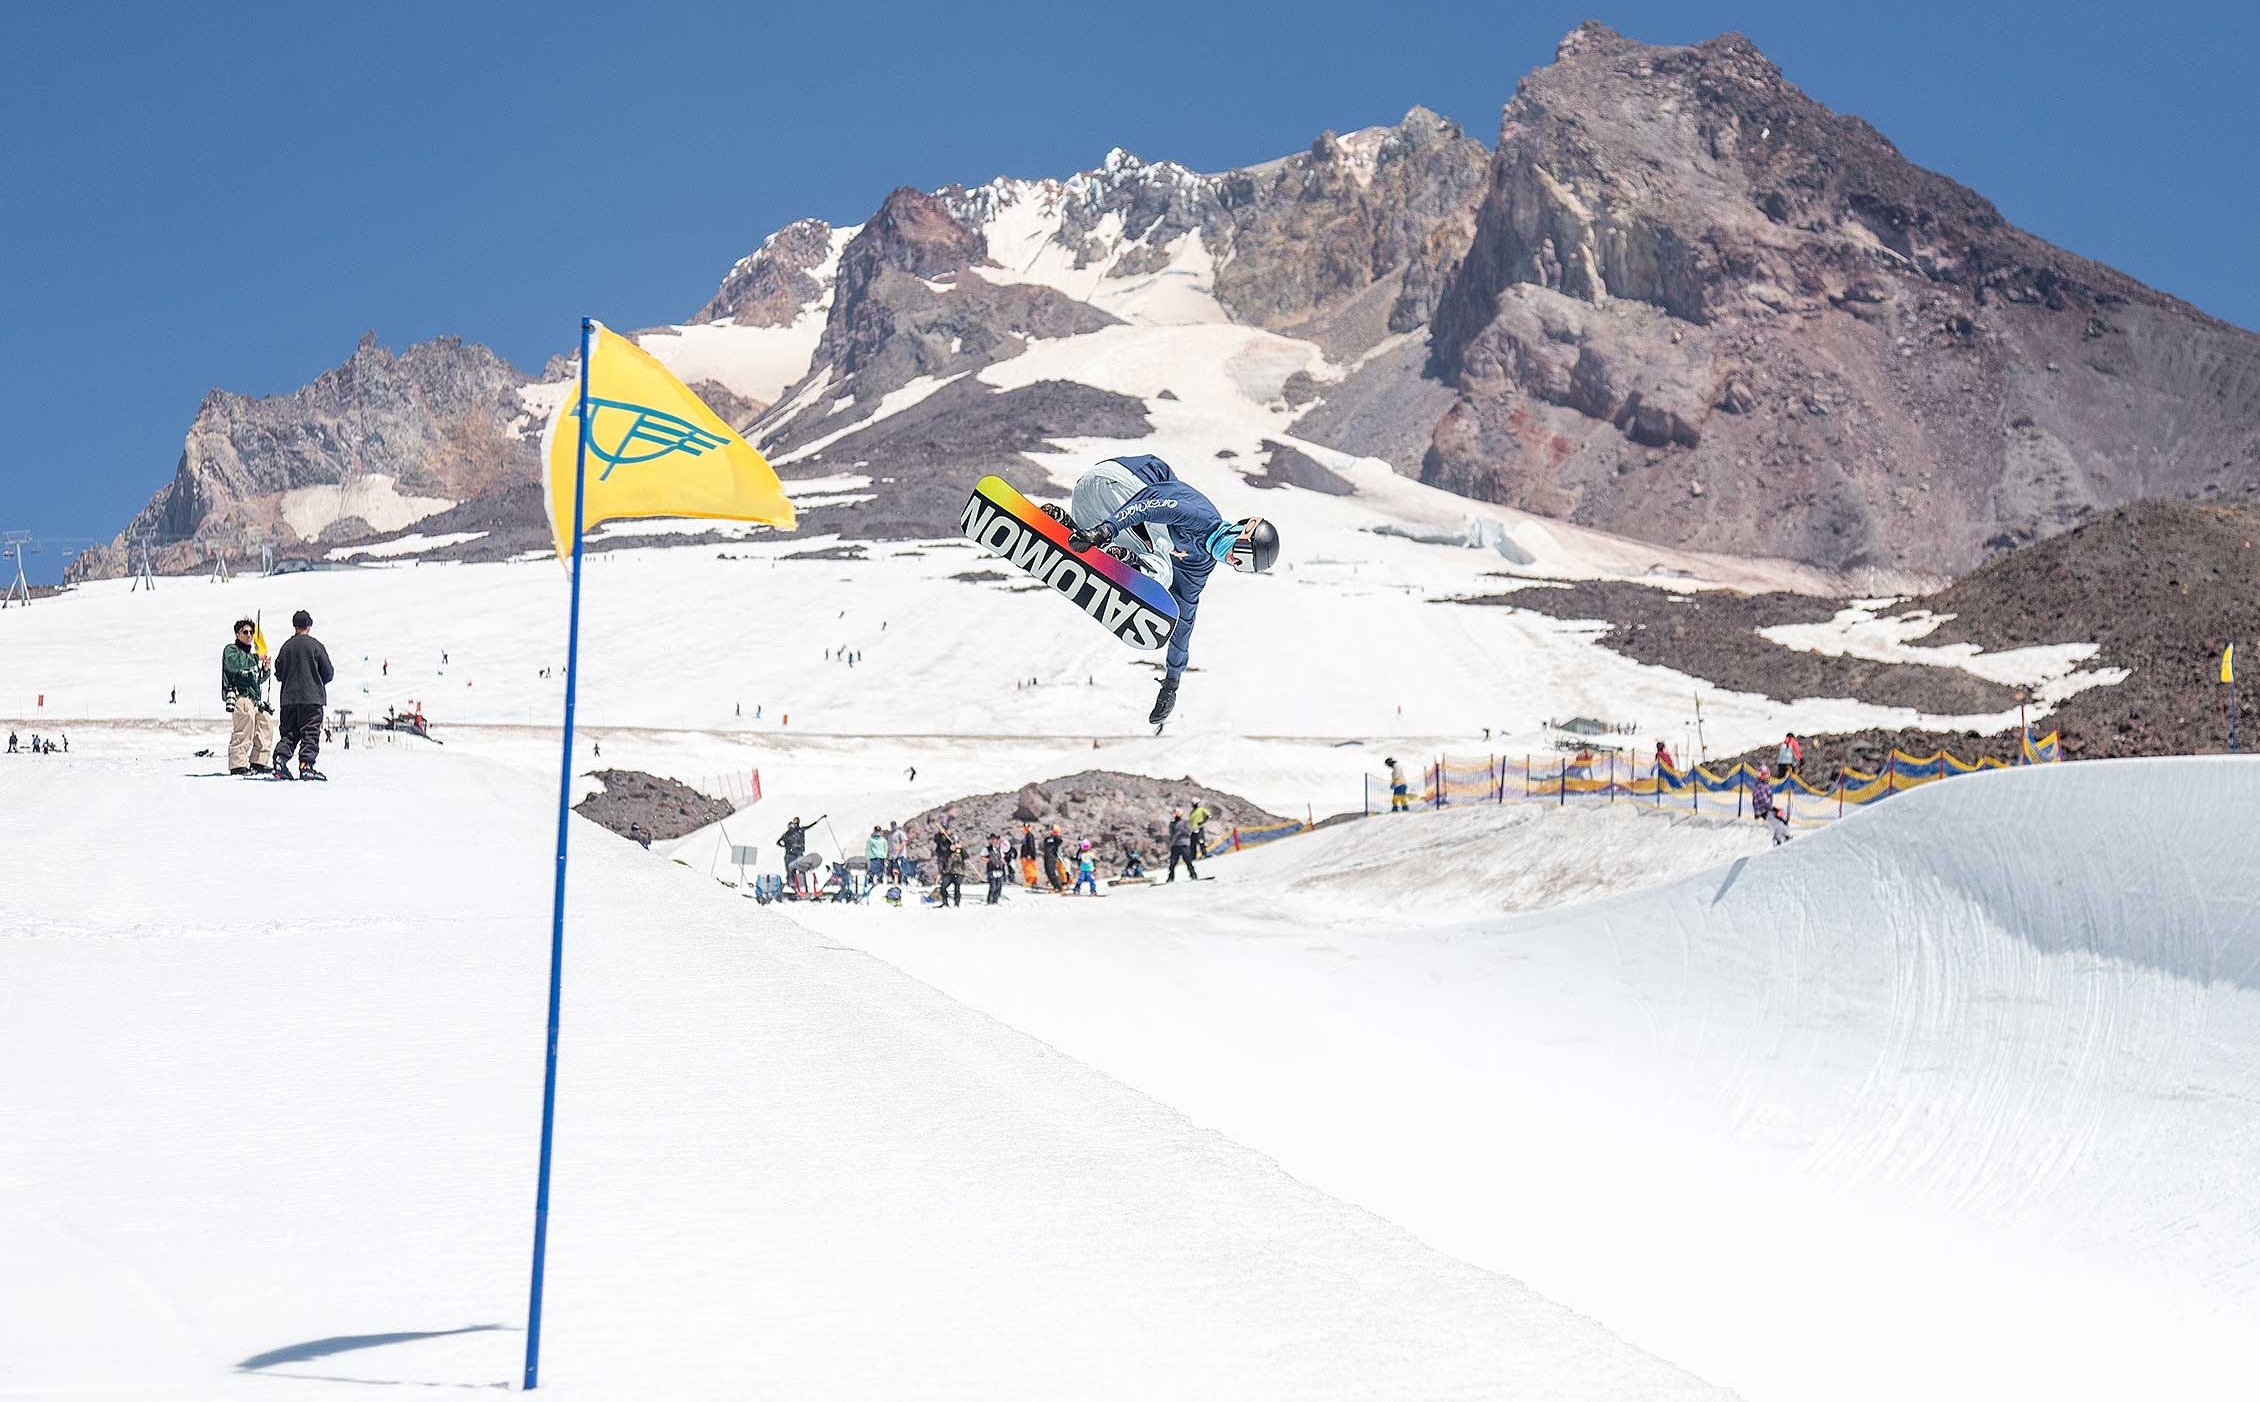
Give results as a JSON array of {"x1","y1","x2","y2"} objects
[
  {"x1": 1167, "y1": 809, "x2": 1198, "y2": 883},
  {"x1": 983, "y1": 834, "x2": 1008, "y2": 904},
  {"x1": 929, "y1": 823, "x2": 953, "y2": 885},
  {"x1": 777, "y1": 815, "x2": 823, "y2": 896},
  {"x1": 269, "y1": 610, "x2": 335, "y2": 781},
  {"x1": 1041, "y1": 825, "x2": 1066, "y2": 891}
]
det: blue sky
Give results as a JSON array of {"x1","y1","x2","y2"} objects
[{"x1": 2, "y1": 0, "x2": 2253, "y2": 580}]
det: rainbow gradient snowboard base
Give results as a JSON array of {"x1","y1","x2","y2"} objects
[{"x1": 960, "y1": 475, "x2": 1178, "y2": 651}]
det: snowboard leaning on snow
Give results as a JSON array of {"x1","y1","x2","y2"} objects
[{"x1": 960, "y1": 475, "x2": 1178, "y2": 651}]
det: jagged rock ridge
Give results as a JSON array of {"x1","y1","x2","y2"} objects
[{"x1": 69, "y1": 334, "x2": 536, "y2": 580}]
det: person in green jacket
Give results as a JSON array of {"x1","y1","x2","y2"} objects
[
  {"x1": 220, "y1": 618, "x2": 275, "y2": 775},
  {"x1": 1189, "y1": 802, "x2": 1212, "y2": 858}
]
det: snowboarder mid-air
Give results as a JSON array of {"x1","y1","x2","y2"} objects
[{"x1": 1045, "y1": 454, "x2": 1280, "y2": 725}]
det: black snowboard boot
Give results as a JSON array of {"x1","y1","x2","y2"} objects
[{"x1": 1148, "y1": 674, "x2": 1180, "y2": 726}]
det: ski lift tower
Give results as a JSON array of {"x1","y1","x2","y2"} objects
[
  {"x1": 2, "y1": 533, "x2": 33, "y2": 608},
  {"x1": 129, "y1": 532, "x2": 158, "y2": 592}
]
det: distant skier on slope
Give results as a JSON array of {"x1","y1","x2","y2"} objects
[{"x1": 1042, "y1": 454, "x2": 1280, "y2": 725}]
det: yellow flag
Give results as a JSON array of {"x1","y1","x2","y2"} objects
[
  {"x1": 2225, "y1": 643, "x2": 2236, "y2": 685},
  {"x1": 252, "y1": 614, "x2": 270, "y2": 657},
  {"x1": 540, "y1": 321, "x2": 795, "y2": 562}
]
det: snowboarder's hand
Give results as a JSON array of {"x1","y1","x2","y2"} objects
[{"x1": 1067, "y1": 528, "x2": 1097, "y2": 553}]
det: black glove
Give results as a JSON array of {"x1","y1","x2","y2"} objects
[{"x1": 1066, "y1": 528, "x2": 1097, "y2": 554}]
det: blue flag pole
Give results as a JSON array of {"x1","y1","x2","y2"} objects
[{"x1": 525, "y1": 316, "x2": 594, "y2": 1391}]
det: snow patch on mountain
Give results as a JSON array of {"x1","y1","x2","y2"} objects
[{"x1": 277, "y1": 474, "x2": 455, "y2": 542}]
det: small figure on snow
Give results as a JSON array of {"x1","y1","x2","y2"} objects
[
  {"x1": 984, "y1": 835, "x2": 1008, "y2": 904},
  {"x1": 1752, "y1": 766, "x2": 1791, "y2": 846},
  {"x1": 936, "y1": 839, "x2": 966, "y2": 908},
  {"x1": 1386, "y1": 757, "x2": 1409, "y2": 812},
  {"x1": 1041, "y1": 825, "x2": 1066, "y2": 891},
  {"x1": 1073, "y1": 839, "x2": 1099, "y2": 895},
  {"x1": 1047, "y1": 454, "x2": 1280, "y2": 725},
  {"x1": 865, "y1": 825, "x2": 888, "y2": 891},
  {"x1": 1018, "y1": 825, "x2": 1038, "y2": 887},
  {"x1": 1777, "y1": 733, "x2": 1803, "y2": 776},
  {"x1": 1167, "y1": 809, "x2": 1198, "y2": 883}
]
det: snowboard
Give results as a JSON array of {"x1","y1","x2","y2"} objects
[{"x1": 960, "y1": 474, "x2": 1179, "y2": 651}]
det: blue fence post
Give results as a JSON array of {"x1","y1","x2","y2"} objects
[{"x1": 1558, "y1": 758, "x2": 1567, "y2": 806}]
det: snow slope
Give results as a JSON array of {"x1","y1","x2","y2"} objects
[
  {"x1": 796, "y1": 759, "x2": 2260, "y2": 1402},
  {"x1": 0, "y1": 753, "x2": 1733, "y2": 1400}
]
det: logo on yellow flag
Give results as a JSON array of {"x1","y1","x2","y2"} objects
[{"x1": 540, "y1": 322, "x2": 795, "y2": 561}]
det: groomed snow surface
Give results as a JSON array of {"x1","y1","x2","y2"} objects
[
  {"x1": 2, "y1": 753, "x2": 1729, "y2": 1402},
  {"x1": 7, "y1": 735, "x2": 2259, "y2": 1400}
]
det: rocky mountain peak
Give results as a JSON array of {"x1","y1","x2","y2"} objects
[
  {"x1": 856, "y1": 186, "x2": 988, "y2": 279},
  {"x1": 812, "y1": 188, "x2": 991, "y2": 379},
  {"x1": 691, "y1": 217, "x2": 839, "y2": 327},
  {"x1": 1419, "y1": 24, "x2": 2260, "y2": 575}
]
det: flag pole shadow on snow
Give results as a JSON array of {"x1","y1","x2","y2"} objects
[{"x1": 236, "y1": 1322, "x2": 510, "y2": 1373}]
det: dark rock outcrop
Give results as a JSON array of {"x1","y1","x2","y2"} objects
[
  {"x1": 1421, "y1": 23, "x2": 2260, "y2": 575},
  {"x1": 901, "y1": 769, "x2": 1288, "y2": 861},
  {"x1": 691, "y1": 218, "x2": 837, "y2": 326},
  {"x1": 814, "y1": 188, "x2": 990, "y2": 379},
  {"x1": 575, "y1": 769, "x2": 737, "y2": 842}
]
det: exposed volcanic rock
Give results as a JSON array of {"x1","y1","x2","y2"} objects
[
  {"x1": 1913, "y1": 500, "x2": 2260, "y2": 757},
  {"x1": 794, "y1": 378, "x2": 1151, "y2": 540},
  {"x1": 900, "y1": 769, "x2": 1286, "y2": 864},
  {"x1": 690, "y1": 218, "x2": 837, "y2": 326},
  {"x1": 815, "y1": 188, "x2": 990, "y2": 379},
  {"x1": 1466, "y1": 581, "x2": 2020, "y2": 714},
  {"x1": 1250, "y1": 439, "x2": 1355, "y2": 495},
  {"x1": 69, "y1": 334, "x2": 536, "y2": 581},
  {"x1": 1422, "y1": 23, "x2": 2260, "y2": 575},
  {"x1": 575, "y1": 769, "x2": 736, "y2": 843},
  {"x1": 1469, "y1": 499, "x2": 2260, "y2": 763},
  {"x1": 1213, "y1": 108, "x2": 1489, "y2": 338}
]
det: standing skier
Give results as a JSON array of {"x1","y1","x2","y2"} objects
[
  {"x1": 1167, "y1": 809, "x2": 1198, "y2": 883},
  {"x1": 1017, "y1": 825, "x2": 1039, "y2": 888},
  {"x1": 886, "y1": 820, "x2": 908, "y2": 882},
  {"x1": 220, "y1": 618, "x2": 275, "y2": 776},
  {"x1": 1041, "y1": 825, "x2": 1066, "y2": 892},
  {"x1": 270, "y1": 610, "x2": 334, "y2": 781},
  {"x1": 1385, "y1": 757, "x2": 1409, "y2": 812},
  {"x1": 1046, "y1": 454, "x2": 1280, "y2": 724},
  {"x1": 1752, "y1": 767, "x2": 1791, "y2": 846},
  {"x1": 865, "y1": 825, "x2": 889, "y2": 893},
  {"x1": 1073, "y1": 840, "x2": 1099, "y2": 895},
  {"x1": 936, "y1": 839, "x2": 966, "y2": 908},
  {"x1": 984, "y1": 836, "x2": 1009, "y2": 904}
]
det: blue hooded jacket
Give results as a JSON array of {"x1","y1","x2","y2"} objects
[{"x1": 1091, "y1": 454, "x2": 1225, "y2": 678}]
